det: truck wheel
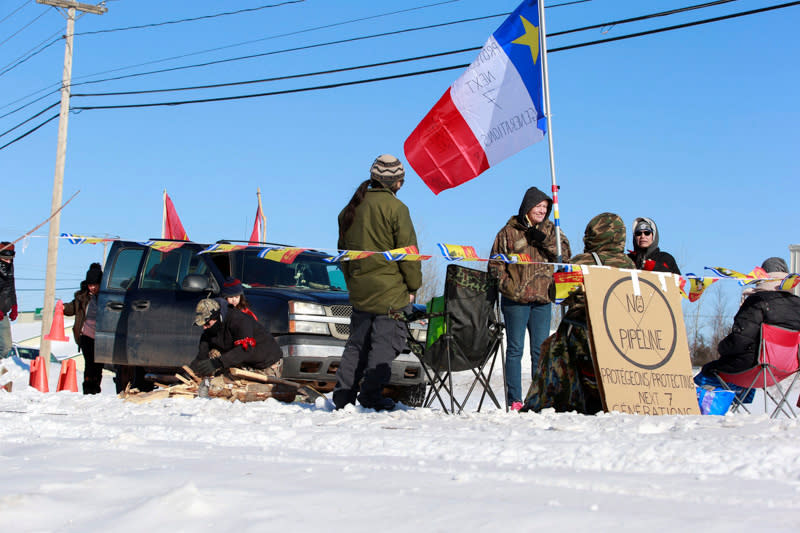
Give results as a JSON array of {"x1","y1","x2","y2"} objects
[
  {"x1": 114, "y1": 365, "x2": 154, "y2": 393},
  {"x1": 389, "y1": 383, "x2": 427, "y2": 408}
]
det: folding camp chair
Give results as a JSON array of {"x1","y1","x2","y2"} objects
[
  {"x1": 713, "y1": 323, "x2": 800, "y2": 418},
  {"x1": 405, "y1": 264, "x2": 505, "y2": 414}
]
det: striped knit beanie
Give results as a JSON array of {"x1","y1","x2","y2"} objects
[{"x1": 370, "y1": 154, "x2": 405, "y2": 187}]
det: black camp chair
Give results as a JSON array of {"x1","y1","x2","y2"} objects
[{"x1": 405, "y1": 264, "x2": 505, "y2": 414}]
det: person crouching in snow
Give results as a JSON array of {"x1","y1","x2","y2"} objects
[{"x1": 189, "y1": 298, "x2": 282, "y2": 378}]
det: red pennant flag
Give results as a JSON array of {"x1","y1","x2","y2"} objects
[
  {"x1": 162, "y1": 191, "x2": 188, "y2": 241},
  {"x1": 248, "y1": 189, "x2": 266, "y2": 245}
]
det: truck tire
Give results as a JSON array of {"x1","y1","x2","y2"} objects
[
  {"x1": 114, "y1": 365, "x2": 154, "y2": 394},
  {"x1": 388, "y1": 383, "x2": 427, "y2": 408}
]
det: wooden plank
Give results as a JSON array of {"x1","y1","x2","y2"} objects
[
  {"x1": 182, "y1": 365, "x2": 202, "y2": 383},
  {"x1": 228, "y1": 367, "x2": 268, "y2": 383},
  {"x1": 175, "y1": 373, "x2": 194, "y2": 387}
]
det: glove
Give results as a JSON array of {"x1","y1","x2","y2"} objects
[
  {"x1": 9, "y1": 305, "x2": 17, "y2": 321},
  {"x1": 0, "y1": 310, "x2": 4, "y2": 321},
  {"x1": 195, "y1": 357, "x2": 223, "y2": 376},
  {"x1": 643, "y1": 259, "x2": 656, "y2": 271},
  {"x1": 525, "y1": 227, "x2": 546, "y2": 247}
]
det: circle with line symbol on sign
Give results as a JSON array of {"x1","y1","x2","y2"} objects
[{"x1": 601, "y1": 277, "x2": 677, "y2": 370}]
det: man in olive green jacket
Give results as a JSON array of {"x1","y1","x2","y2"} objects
[{"x1": 333, "y1": 154, "x2": 422, "y2": 411}]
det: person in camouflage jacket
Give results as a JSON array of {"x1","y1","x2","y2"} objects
[
  {"x1": 489, "y1": 186, "x2": 570, "y2": 408},
  {"x1": 523, "y1": 212, "x2": 634, "y2": 414}
]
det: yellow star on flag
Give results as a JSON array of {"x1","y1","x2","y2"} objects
[{"x1": 511, "y1": 15, "x2": 540, "y2": 64}]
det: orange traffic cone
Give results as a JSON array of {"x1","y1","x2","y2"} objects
[
  {"x1": 44, "y1": 300, "x2": 69, "y2": 342},
  {"x1": 56, "y1": 359, "x2": 78, "y2": 392},
  {"x1": 29, "y1": 356, "x2": 49, "y2": 392}
]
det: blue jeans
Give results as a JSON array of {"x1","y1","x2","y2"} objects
[{"x1": 502, "y1": 297, "x2": 551, "y2": 404}]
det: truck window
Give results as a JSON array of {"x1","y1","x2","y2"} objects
[
  {"x1": 107, "y1": 248, "x2": 144, "y2": 290},
  {"x1": 237, "y1": 250, "x2": 345, "y2": 291},
  {"x1": 141, "y1": 248, "x2": 208, "y2": 290}
]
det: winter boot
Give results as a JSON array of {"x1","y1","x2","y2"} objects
[{"x1": 357, "y1": 392, "x2": 396, "y2": 412}]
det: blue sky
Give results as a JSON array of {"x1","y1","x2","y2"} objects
[{"x1": 1, "y1": 0, "x2": 798, "y2": 326}]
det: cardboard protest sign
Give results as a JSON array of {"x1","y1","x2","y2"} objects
[{"x1": 583, "y1": 268, "x2": 700, "y2": 415}]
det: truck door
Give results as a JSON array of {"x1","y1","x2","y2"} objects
[
  {"x1": 124, "y1": 245, "x2": 214, "y2": 368},
  {"x1": 96, "y1": 244, "x2": 146, "y2": 365}
]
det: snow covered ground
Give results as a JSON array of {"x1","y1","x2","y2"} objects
[{"x1": 1, "y1": 323, "x2": 799, "y2": 532}]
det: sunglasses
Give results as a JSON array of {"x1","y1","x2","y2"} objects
[{"x1": 634, "y1": 230, "x2": 652, "y2": 237}]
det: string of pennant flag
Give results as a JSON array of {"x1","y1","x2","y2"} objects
[{"x1": 59, "y1": 233, "x2": 800, "y2": 302}]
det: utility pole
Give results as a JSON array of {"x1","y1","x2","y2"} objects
[{"x1": 38, "y1": 0, "x2": 107, "y2": 370}]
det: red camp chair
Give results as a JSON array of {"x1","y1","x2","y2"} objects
[{"x1": 714, "y1": 324, "x2": 800, "y2": 418}]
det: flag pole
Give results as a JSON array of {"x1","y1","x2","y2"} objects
[
  {"x1": 538, "y1": 0, "x2": 563, "y2": 262},
  {"x1": 161, "y1": 189, "x2": 167, "y2": 239},
  {"x1": 257, "y1": 187, "x2": 266, "y2": 241}
]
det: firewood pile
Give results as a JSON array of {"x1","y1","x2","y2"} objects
[{"x1": 120, "y1": 366, "x2": 299, "y2": 404}]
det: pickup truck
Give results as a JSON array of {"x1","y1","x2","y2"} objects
[{"x1": 95, "y1": 240, "x2": 428, "y2": 405}]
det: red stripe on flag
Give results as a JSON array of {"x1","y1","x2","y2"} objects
[{"x1": 404, "y1": 89, "x2": 489, "y2": 195}]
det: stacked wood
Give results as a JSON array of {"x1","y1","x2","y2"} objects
[
  {"x1": 1, "y1": 367, "x2": 11, "y2": 392},
  {"x1": 119, "y1": 365, "x2": 299, "y2": 404}
]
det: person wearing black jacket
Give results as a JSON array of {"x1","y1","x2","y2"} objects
[
  {"x1": 63, "y1": 263, "x2": 104, "y2": 394},
  {"x1": 0, "y1": 242, "x2": 18, "y2": 358},
  {"x1": 627, "y1": 217, "x2": 680, "y2": 274},
  {"x1": 699, "y1": 289, "x2": 800, "y2": 376},
  {"x1": 189, "y1": 298, "x2": 282, "y2": 377}
]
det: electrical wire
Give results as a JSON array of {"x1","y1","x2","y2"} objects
[
  {"x1": 70, "y1": 0, "x2": 757, "y2": 99},
  {"x1": 0, "y1": 100, "x2": 59, "y2": 138},
  {"x1": 74, "y1": 0, "x2": 307, "y2": 36},
  {"x1": 64, "y1": 0, "x2": 800, "y2": 109},
  {"x1": 64, "y1": 0, "x2": 741, "y2": 91},
  {"x1": 0, "y1": 89, "x2": 59, "y2": 119},
  {"x1": 0, "y1": 35, "x2": 61, "y2": 77},
  {"x1": 0, "y1": 8, "x2": 49, "y2": 47},
  {"x1": 0, "y1": 113, "x2": 58, "y2": 151},
  {"x1": 70, "y1": 0, "x2": 463, "y2": 80},
  {"x1": 0, "y1": 0, "x2": 32, "y2": 26},
  {"x1": 2, "y1": 0, "x2": 797, "y2": 153}
]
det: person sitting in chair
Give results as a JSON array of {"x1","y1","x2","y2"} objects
[{"x1": 697, "y1": 257, "x2": 800, "y2": 379}]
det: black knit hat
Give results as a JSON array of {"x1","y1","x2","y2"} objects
[
  {"x1": 370, "y1": 154, "x2": 405, "y2": 187},
  {"x1": 221, "y1": 277, "x2": 243, "y2": 298},
  {"x1": 85, "y1": 262, "x2": 102, "y2": 284},
  {"x1": 761, "y1": 257, "x2": 788, "y2": 274}
]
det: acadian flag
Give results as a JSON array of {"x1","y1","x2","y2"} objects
[
  {"x1": 382, "y1": 246, "x2": 431, "y2": 262},
  {"x1": 257, "y1": 247, "x2": 308, "y2": 264},
  {"x1": 778, "y1": 274, "x2": 800, "y2": 292},
  {"x1": 139, "y1": 240, "x2": 187, "y2": 253},
  {"x1": 437, "y1": 243, "x2": 482, "y2": 261},
  {"x1": 248, "y1": 189, "x2": 267, "y2": 245},
  {"x1": 162, "y1": 191, "x2": 189, "y2": 241},
  {"x1": 681, "y1": 275, "x2": 718, "y2": 302},
  {"x1": 198, "y1": 243, "x2": 249, "y2": 255},
  {"x1": 404, "y1": 0, "x2": 546, "y2": 194}
]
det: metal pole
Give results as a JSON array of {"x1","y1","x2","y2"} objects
[{"x1": 537, "y1": 0, "x2": 563, "y2": 263}]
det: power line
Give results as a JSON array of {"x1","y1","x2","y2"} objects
[
  {"x1": 64, "y1": 0, "x2": 741, "y2": 91},
  {"x1": 2, "y1": 0, "x2": 796, "y2": 152},
  {"x1": 0, "y1": 35, "x2": 60, "y2": 77},
  {"x1": 0, "y1": 0, "x2": 589, "y2": 111},
  {"x1": 0, "y1": 7, "x2": 49, "y2": 47},
  {"x1": 0, "y1": 0, "x2": 32, "y2": 26},
  {"x1": 70, "y1": 0, "x2": 760, "y2": 100},
  {"x1": 69, "y1": 0, "x2": 464, "y2": 80},
  {"x1": 0, "y1": 112, "x2": 58, "y2": 151},
  {"x1": 0, "y1": 89, "x2": 59, "y2": 119},
  {"x1": 66, "y1": 0, "x2": 800, "y2": 110},
  {"x1": 74, "y1": 0, "x2": 307, "y2": 36},
  {"x1": 0, "y1": 100, "x2": 59, "y2": 138}
]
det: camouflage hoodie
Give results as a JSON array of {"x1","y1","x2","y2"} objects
[
  {"x1": 489, "y1": 187, "x2": 571, "y2": 304},
  {"x1": 565, "y1": 212, "x2": 634, "y2": 316}
]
